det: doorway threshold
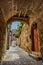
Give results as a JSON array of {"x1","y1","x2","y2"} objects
[{"x1": 29, "y1": 51, "x2": 42, "y2": 60}]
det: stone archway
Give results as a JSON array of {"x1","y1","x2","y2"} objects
[
  {"x1": 0, "y1": 0, "x2": 43, "y2": 61},
  {"x1": 0, "y1": 17, "x2": 43, "y2": 60},
  {"x1": 6, "y1": 16, "x2": 29, "y2": 49},
  {"x1": 0, "y1": 16, "x2": 29, "y2": 61},
  {"x1": 0, "y1": 16, "x2": 43, "y2": 61}
]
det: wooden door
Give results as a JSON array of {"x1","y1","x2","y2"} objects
[{"x1": 33, "y1": 26, "x2": 40, "y2": 52}]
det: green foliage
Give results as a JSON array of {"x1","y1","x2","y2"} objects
[{"x1": 15, "y1": 22, "x2": 24, "y2": 38}]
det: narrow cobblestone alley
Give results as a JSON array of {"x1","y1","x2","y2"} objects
[{"x1": 0, "y1": 46, "x2": 43, "y2": 65}]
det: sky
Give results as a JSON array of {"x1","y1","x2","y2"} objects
[{"x1": 11, "y1": 21, "x2": 20, "y2": 30}]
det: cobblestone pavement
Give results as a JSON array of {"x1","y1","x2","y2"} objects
[{"x1": 0, "y1": 46, "x2": 43, "y2": 65}]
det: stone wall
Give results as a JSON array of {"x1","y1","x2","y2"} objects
[
  {"x1": 17, "y1": 18, "x2": 43, "y2": 60},
  {"x1": 0, "y1": 8, "x2": 6, "y2": 61},
  {"x1": 17, "y1": 23, "x2": 32, "y2": 53},
  {"x1": 0, "y1": 21, "x2": 6, "y2": 60}
]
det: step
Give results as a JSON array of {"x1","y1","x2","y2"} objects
[{"x1": 29, "y1": 52, "x2": 42, "y2": 60}]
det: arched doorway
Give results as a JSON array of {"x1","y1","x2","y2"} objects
[{"x1": 31, "y1": 23, "x2": 40, "y2": 53}]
